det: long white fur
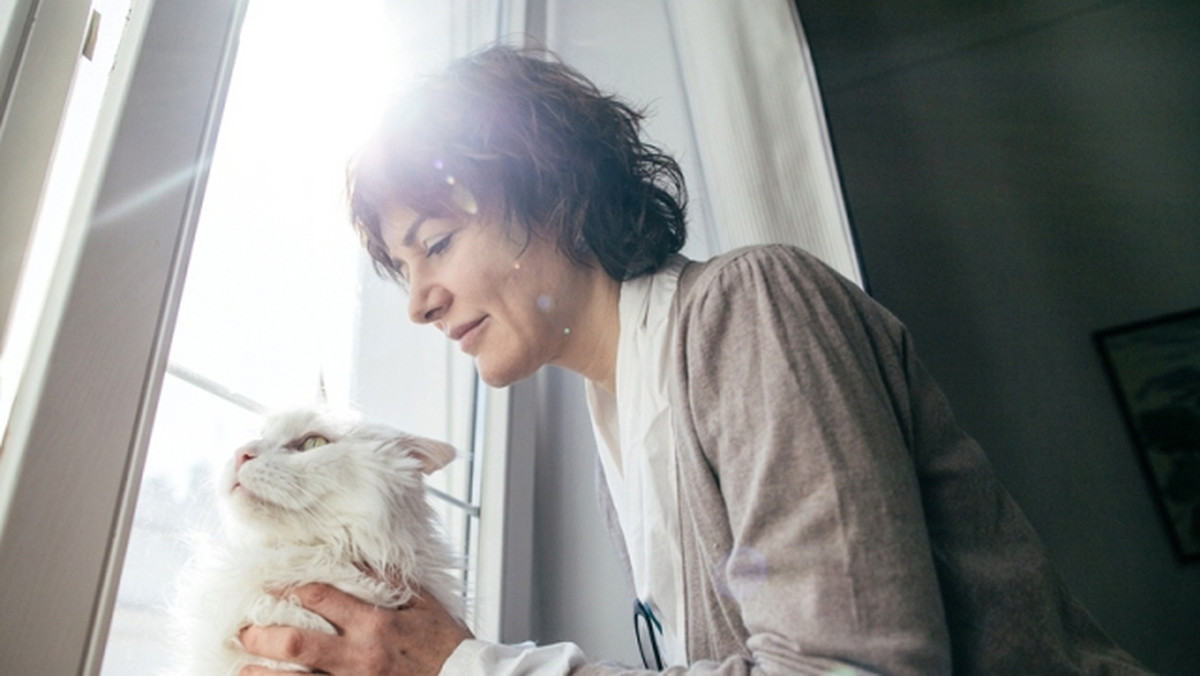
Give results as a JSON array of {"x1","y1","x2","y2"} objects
[{"x1": 165, "y1": 407, "x2": 464, "y2": 676}]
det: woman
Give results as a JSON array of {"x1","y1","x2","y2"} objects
[{"x1": 239, "y1": 45, "x2": 1151, "y2": 675}]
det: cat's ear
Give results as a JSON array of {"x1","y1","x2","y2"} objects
[{"x1": 407, "y1": 436, "x2": 457, "y2": 474}]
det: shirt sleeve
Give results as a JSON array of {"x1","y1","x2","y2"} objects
[
  {"x1": 439, "y1": 639, "x2": 588, "y2": 676},
  {"x1": 667, "y1": 245, "x2": 954, "y2": 674}
]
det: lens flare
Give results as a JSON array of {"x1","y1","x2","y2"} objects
[{"x1": 449, "y1": 182, "x2": 477, "y2": 215}]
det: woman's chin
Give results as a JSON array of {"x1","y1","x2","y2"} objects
[
  {"x1": 477, "y1": 368, "x2": 518, "y2": 389},
  {"x1": 475, "y1": 358, "x2": 536, "y2": 389}
]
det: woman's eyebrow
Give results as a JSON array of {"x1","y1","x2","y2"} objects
[{"x1": 401, "y1": 215, "x2": 429, "y2": 247}]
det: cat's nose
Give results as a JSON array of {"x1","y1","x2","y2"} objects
[{"x1": 235, "y1": 444, "x2": 257, "y2": 470}]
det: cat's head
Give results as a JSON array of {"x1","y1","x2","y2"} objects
[{"x1": 217, "y1": 407, "x2": 456, "y2": 553}]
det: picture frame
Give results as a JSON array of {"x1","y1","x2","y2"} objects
[{"x1": 1095, "y1": 308, "x2": 1200, "y2": 563}]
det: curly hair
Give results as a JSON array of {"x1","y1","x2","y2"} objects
[{"x1": 347, "y1": 45, "x2": 687, "y2": 282}]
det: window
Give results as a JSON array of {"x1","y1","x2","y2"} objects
[
  {"x1": 0, "y1": 0, "x2": 134, "y2": 445},
  {"x1": 1, "y1": 1, "x2": 531, "y2": 673},
  {"x1": 97, "y1": 1, "x2": 480, "y2": 673}
]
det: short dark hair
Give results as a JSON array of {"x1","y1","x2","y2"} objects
[{"x1": 347, "y1": 45, "x2": 687, "y2": 282}]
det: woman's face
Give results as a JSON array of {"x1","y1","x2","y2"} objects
[{"x1": 380, "y1": 204, "x2": 617, "y2": 388}]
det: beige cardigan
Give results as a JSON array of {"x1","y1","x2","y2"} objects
[{"x1": 584, "y1": 246, "x2": 1150, "y2": 675}]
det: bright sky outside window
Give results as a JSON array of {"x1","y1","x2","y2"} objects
[{"x1": 99, "y1": 2, "x2": 476, "y2": 672}]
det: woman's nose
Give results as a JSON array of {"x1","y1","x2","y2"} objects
[{"x1": 408, "y1": 279, "x2": 450, "y2": 325}]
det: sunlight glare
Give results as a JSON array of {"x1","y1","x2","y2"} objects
[{"x1": 153, "y1": 0, "x2": 415, "y2": 495}]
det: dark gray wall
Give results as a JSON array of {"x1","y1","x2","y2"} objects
[{"x1": 796, "y1": 1, "x2": 1200, "y2": 673}]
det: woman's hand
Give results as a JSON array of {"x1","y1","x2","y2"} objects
[{"x1": 238, "y1": 584, "x2": 473, "y2": 676}]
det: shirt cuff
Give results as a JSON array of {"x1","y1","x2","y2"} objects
[
  {"x1": 440, "y1": 639, "x2": 491, "y2": 676},
  {"x1": 438, "y1": 638, "x2": 587, "y2": 676}
]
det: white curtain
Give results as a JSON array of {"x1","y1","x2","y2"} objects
[{"x1": 665, "y1": 0, "x2": 862, "y2": 285}]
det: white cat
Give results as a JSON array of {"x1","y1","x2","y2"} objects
[{"x1": 166, "y1": 407, "x2": 465, "y2": 676}]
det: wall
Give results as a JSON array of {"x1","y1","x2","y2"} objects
[
  {"x1": 529, "y1": 366, "x2": 639, "y2": 663},
  {"x1": 795, "y1": 0, "x2": 1200, "y2": 673}
]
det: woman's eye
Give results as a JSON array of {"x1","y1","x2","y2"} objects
[
  {"x1": 297, "y1": 434, "x2": 330, "y2": 451},
  {"x1": 426, "y1": 233, "x2": 453, "y2": 257},
  {"x1": 394, "y1": 262, "x2": 410, "y2": 285}
]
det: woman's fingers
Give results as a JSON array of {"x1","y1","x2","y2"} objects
[
  {"x1": 239, "y1": 583, "x2": 473, "y2": 675},
  {"x1": 288, "y1": 582, "x2": 369, "y2": 630},
  {"x1": 239, "y1": 622, "x2": 341, "y2": 672}
]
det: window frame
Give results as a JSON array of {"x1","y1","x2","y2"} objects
[
  {"x1": 0, "y1": 0, "x2": 246, "y2": 672},
  {"x1": 1, "y1": 0, "x2": 94, "y2": 348}
]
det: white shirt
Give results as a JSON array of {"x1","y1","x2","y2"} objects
[
  {"x1": 440, "y1": 640, "x2": 585, "y2": 675},
  {"x1": 584, "y1": 254, "x2": 688, "y2": 666},
  {"x1": 440, "y1": 256, "x2": 689, "y2": 674}
]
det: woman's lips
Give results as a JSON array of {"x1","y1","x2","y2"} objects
[{"x1": 454, "y1": 317, "x2": 486, "y2": 354}]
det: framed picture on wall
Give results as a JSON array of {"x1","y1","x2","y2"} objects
[{"x1": 1096, "y1": 308, "x2": 1200, "y2": 563}]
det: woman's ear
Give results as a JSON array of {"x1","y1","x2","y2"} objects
[{"x1": 406, "y1": 436, "x2": 458, "y2": 474}]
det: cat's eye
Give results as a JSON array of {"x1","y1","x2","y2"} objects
[{"x1": 296, "y1": 434, "x2": 330, "y2": 451}]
